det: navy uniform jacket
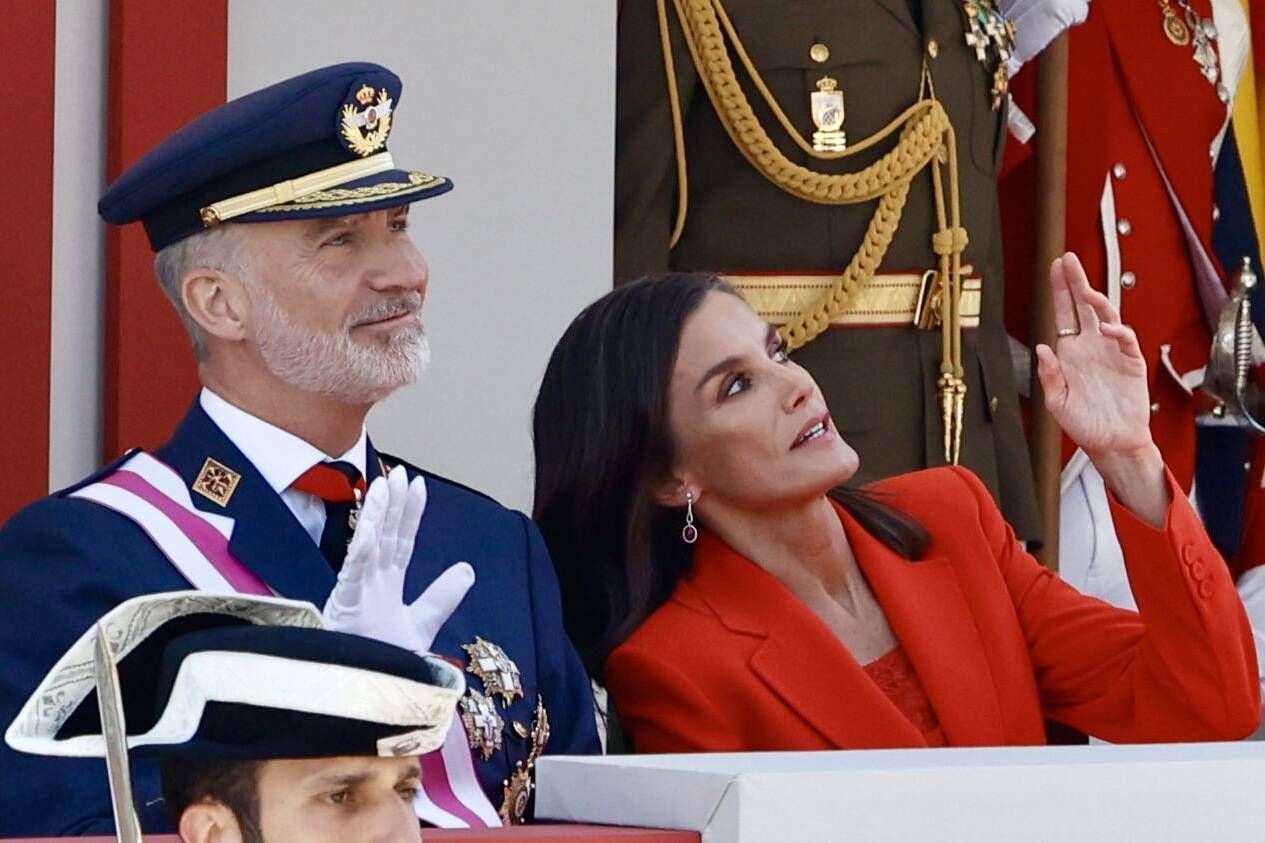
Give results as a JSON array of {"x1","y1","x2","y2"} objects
[{"x1": 0, "y1": 402, "x2": 598, "y2": 836}]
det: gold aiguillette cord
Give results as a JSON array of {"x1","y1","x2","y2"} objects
[{"x1": 658, "y1": 0, "x2": 970, "y2": 463}]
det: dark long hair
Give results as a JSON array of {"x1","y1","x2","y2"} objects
[{"x1": 532, "y1": 273, "x2": 927, "y2": 679}]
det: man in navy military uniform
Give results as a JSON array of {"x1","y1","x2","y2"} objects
[{"x1": 0, "y1": 62, "x2": 598, "y2": 836}]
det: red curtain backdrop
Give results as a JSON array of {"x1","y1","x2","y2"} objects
[
  {"x1": 104, "y1": 0, "x2": 229, "y2": 458},
  {"x1": 0, "y1": 3, "x2": 56, "y2": 522}
]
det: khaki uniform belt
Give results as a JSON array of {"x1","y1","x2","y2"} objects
[{"x1": 723, "y1": 271, "x2": 981, "y2": 329}]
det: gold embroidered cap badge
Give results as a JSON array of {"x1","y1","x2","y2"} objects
[{"x1": 339, "y1": 84, "x2": 394, "y2": 157}]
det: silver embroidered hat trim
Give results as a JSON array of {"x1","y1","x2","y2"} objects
[
  {"x1": 5, "y1": 590, "x2": 466, "y2": 759},
  {"x1": 4, "y1": 591, "x2": 323, "y2": 756},
  {"x1": 132, "y1": 650, "x2": 462, "y2": 757}
]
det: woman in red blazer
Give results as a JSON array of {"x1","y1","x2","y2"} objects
[{"x1": 532, "y1": 255, "x2": 1261, "y2": 751}]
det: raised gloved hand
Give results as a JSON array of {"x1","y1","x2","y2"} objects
[
  {"x1": 323, "y1": 466, "x2": 475, "y2": 653},
  {"x1": 1000, "y1": 0, "x2": 1091, "y2": 76}
]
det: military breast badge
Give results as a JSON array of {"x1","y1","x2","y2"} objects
[
  {"x1": 460, "y1": 688, "x2": 505, "y2": 761},
  {"x1": 499, "y1": 764, "x2": 533, "y2": 826},
  {"x1": 809, "y1": 76, "x2": 850, "y2": 151},
  {"x1": 960, "y1": 0, "x2": 1016, "y2": 110},
  {"x1": 498, "y1": 696, "x2": 551, "y2": 826},
  {"x1": 1161, "y1": 0, "x2": 1229, "y2": 103},
  {"x1": 339, "y1": 83, "x2": 394, "y2": 157},
  {"x1": 461, "y1": 637, "x2": 524, "y2": 707},
  {"x1": 527, "y1": 694, "x2": 550, "y2": 763},
  {"x1": 810, "y1": 77, "x2": 847, "y2": 152},
  {"x1": 192, "y1": 458, "x2": 241, "y2": 507}
]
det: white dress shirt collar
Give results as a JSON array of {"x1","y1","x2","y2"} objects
[{"x1": 199, "y1": 388, "x2": 369, "y2": 494}]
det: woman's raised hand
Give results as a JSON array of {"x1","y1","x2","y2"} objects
[
  {"x1": 1035, "y1": 252, "x2": 1168, "y2": 524},
  {"x1": 1035, "y1": 252, "x2": 1152, "y2": 458}
]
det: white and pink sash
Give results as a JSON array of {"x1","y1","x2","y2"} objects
[
  {"x1": 71, "y1": 450, "x2": 502, "y2": 828},
  {"x1": 71, "y1": 452, "x2": 269, "y2": 596}
]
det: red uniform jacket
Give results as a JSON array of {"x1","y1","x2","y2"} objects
[
  {"x1": 607, "y1": 467, "x2": 1260, "y2": 752},
  {"x1": 1001, "y1": 0, "x2": 1230, "y2": 490}
]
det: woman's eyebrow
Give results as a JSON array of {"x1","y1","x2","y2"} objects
[
  {"x1": 695, "y1": 326, "x2": 780, "y2": 392},
  {"x1": 696, "y1": 354, "x2": 744, "y2": 392}
]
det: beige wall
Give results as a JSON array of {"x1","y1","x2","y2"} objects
[{"x1": 227, "y1": 1, "x2": 616, "y2": 510}]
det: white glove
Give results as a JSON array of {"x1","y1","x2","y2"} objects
[
  {"x1": 323, "y1": 466, "x2": 475, "y2": 653},
  {"x1": 1000, "y1": 0, "x2": 1091, "y2": 76}
]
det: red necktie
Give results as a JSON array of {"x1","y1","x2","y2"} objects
[
  {"x1": 292, "y1": 461, "x2": 367, "y2": 571},
  {"x1": 292, "y1": 461, "x2": 367, "y2": 503}
]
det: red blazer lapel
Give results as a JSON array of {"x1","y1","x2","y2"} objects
[
  {"x1": 749, "y1": 609, "x2": 926, "y2": 749},
  {"x1": 837, "y1": 501, "x2": 1008, "y2": 746},
  {"x1": 689, "y1": 531, "x2": 924, "y2": 749}
]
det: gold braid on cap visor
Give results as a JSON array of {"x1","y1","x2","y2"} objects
[{"x1": 199, "y1": 152, "x2": 398, "y2": 225}]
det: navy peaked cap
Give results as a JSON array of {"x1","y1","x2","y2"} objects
[{"x1": 98, "y1": 61, "x2": 452, "y2": 251}]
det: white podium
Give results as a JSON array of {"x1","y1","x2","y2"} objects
[{"x1": 537, "y1": 743, "x2": 1265, "y2": 842}]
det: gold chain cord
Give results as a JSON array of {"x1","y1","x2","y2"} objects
[{"x1": 654, "y1": 0, "x2": 970, "y2": 462}]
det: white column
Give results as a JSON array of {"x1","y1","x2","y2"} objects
[{"x1": 49, "y1": 0, "x2": 109, "y2": 490}]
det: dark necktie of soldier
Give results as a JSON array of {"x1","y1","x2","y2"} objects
[{"x1": 292, "y1": 461, "x2": 368, "y2": 571}]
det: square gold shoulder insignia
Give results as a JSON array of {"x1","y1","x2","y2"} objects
[{"x1": 192, "y1": 458, "x2": 241, "y2": 507}]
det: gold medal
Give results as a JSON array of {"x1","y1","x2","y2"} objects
[
  {"x1": 1164, "y1": 0, "x2": 1227, "y2": 99},
  {"x1": 526, "y1": 695, "x2": 551, "y2": 765},
  {"x1": 461, "y1": 637, "x2": 524, "y2": 706},
  {"x1": 459, "y1": 688, "x2": 505, "y2": 761},
  {"x1": 495, "y1": 697, "x2": 551, "y2": 825},
  {"x1": 810, "y1": 77, "x2": 846, "y2": 152},
  {"x1": 499, "y1": 764, "x2": 533, "y2": 825},
  {"x1": 960, "y1": 0, "x2": 1015, "y2": 110},
  {"x1": 1163, "y1": 10, "x2": 1191, "y2": 44}
]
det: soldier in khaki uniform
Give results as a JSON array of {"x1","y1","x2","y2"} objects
[{"x1": 615, "y1": 0, "x2": 1083, "y2": 541}]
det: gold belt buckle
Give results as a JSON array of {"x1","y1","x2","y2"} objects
[{"x1": 914, "y1": 269, "x2": 942, "y2": 330}]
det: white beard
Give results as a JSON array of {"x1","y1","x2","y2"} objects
[{"x1": 249, "y1": 285, "x2": 430, "y2": 405}]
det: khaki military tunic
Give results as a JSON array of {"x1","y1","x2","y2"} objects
[{"x1": 614, "y1": 0, "x2": 1041, "y2": 540}]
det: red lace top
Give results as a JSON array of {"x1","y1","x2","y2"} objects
[{"x1": 863, "y1": 646, "x2": 948, "y2": 747}]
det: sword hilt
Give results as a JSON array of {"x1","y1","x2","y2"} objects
[{"x1": 1234, "y1": 257, "x2": 1257, "y2": 396}]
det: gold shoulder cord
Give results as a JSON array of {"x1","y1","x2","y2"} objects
[{"x1": 654, "y1": 0, "x2": 970, "y2": 463}]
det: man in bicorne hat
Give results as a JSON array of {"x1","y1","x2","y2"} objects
[{"x1": 6, "y1": 591, "x2": 466, "y2": 843}]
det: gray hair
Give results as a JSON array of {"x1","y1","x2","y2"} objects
[{"x1": 152, "y1": 225, "x2": 251, "y2": 360}]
